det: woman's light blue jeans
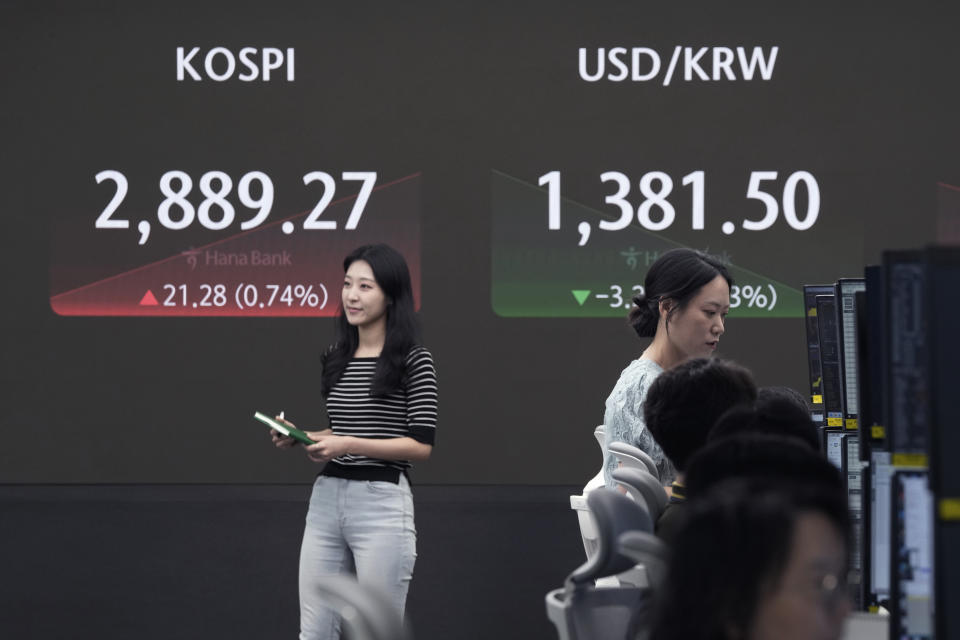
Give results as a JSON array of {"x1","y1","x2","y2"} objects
[{"x1": 298, "y1": 474, "x2": 417, "y2": 640}]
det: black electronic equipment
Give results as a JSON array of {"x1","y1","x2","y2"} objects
[
  {"x1": 803, "y1": 284, "x2": 834, "y2": 425},
  {"x1": 889, "y1": 470, "x2": 934, "y2": 640},
  {"x1": 842, "y1": 434, "x2": 867, "y2": 610},
  {"x1": 922, "y1": 247, "x2": 960, "y2": 639},
  {"x1": 857, "y1": 267, "x2": 888, "y2": 458},
  {"x1": 867, "y1": 450, "x2": 893, "y2": 606},
  {"x1": 835, "y1": 278, "x2": 865, "y2": 433},
  {"x1": 816, "y1": 293, "x2": 844, "y2": 430},
  {"x1": 882, "y1": 251, "x2": 928, "y2": 466},
  {"x1": 823, "y1": 427, "x2": 845, "y2": 470}
]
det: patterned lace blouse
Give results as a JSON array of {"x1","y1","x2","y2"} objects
[{"x1": 602, "y1": 357, "x2": 676, "y2": 486}]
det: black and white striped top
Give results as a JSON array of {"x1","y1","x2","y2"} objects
[{"x1": 320, "y1": 346, "x2": 438, "y2": 483}]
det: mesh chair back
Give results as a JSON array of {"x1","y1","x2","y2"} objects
[
  {"x1": 547, "y1": 490, "x2": 657, "y2": 640},
  {"x1": 618, "y1": 530, "x2": 669, "y2": 591},
  {"x1": 571, "y1": 425, "x2": 615, "y2": 562},
  {"x1": 546, "y1": 585, "x2": 651, "y2": 640},
  {"x1": 611, "y1": 467, "x2": 668, "y2": 520},
  {"x1": 608, "y1": 441, "x2": 660, "y2": 481},
  {"x1": 593, "y1": 425, "x2": 605, "y2": 450},
  {"x1": 567, "y1": 489, "x2": 653, "y2": 587}
]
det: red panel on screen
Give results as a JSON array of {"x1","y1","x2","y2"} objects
[{"x1": 50, "y1": 174, "x2": 421, "y2": 317}]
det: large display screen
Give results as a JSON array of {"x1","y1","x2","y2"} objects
[{"x1": 3, "y1": 1, "x2": 959, "y2": 483}]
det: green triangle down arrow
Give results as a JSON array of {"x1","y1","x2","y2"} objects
[{"x1": 571, "y1": 290, "x2": 591, "y2": 306}]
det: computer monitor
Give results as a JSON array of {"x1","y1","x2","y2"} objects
[
  {"x1": 934, "y1": 515, "x2": 959, "y2": 640},
  {"x1": 924, "y1": 247, "x2": 960, "y2": 496},
  {"x1": 868, "y1": 450, "x2": 893, "y2": 604},
  {"x1": 923, "y1": 247, "x2": 960, "y2": 639},
  {"x1": 856, "y1": 266, "x2": 888, "y2": 458},
  {"x1": 854, "y1": 271, "x2": 892, "y2": 608},
  {"x1": 883, "y1": 251, "x2": 928, "y2": 464},
  {"x1": 823, "y1": 428, "x2": 845, "y2": 470},
  {"x1": 804, "y1": 284, "x2": 834, "y2": 425},
  {"x1": 842, "y1": 434, "x2": 867, "y2": 609},
  {"x1": 890, "y1": 470, "x2": 934, "y2": 639},
  {"x1": 835, "y1": 278, "x2": 865, "y2": 433},
  {"x1": 816, "y1": 293, "x2": 844, "y2": 429},
  {"x1": 854, "y1": 290, "x2": 870, "y2": 462}
]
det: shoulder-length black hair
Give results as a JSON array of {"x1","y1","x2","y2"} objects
[
  {"x1": 320, "y1": 244, "x2": 421, "y2": 397},
  {"x1": 628, "y1": 248, "x2": 733, "y2": 337},
  {"x1": 649, "y1": 478, "x2": 849, "y2": 640}
]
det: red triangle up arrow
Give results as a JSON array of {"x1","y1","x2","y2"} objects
[{"x1": 139, "y1": 290, "x2": 159, "y2": 306}]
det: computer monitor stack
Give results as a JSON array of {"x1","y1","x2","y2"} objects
[
  {"x1": 834, "y1": 278, "x2": 867, "y2": 608},
  {"x1": 883, "y1": 250, "x2": 933, "y2": 640},
  {"x1": 806, "y1": 281, "x2": 868, "y2": 607},
  {"x1": 854, "y1": 268, "x2": 894, "y2": 611},
  {"x1": 804, "y1": 262, "x2": 925, "y2": 613},
  {"x1": 803, "y1": 248, "x2": 960, "y2": 632},
  {"x1": 923, "y1": 248, "x2": 960, "y2": 640}
]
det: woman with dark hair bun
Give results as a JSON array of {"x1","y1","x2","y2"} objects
[
  {"x1": 602, "y1": 248, "x2": 732, "y2": 486},
  {"x1": 270, "y1": 244, "x2": 438, "y2": 640}
]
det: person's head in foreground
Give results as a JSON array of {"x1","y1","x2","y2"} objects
[
  {"x1": 684, "y1": 434, "x2": 842, "y2": 500},
  {"x1": 709, "y1": 386, "x2": 819, "y2": 452},
  {"x1": 650, "y1": 479, "x2": 851, "y2": 640},
  {"x1": 644, "y1": 357, "x2": 757, "y2": 474}
]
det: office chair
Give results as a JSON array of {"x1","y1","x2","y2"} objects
[
  {"x1": 611, "y1": 467, "x2": 668, "y2": 520},
  {"x1": 618, "y1": 530, "x2": 669, "y2": 593},
  {"x1": 593, "y1": 424, "x2": 605, "y2": 450},
  {"x1": 608, "y1": 441, "x2": 660, "y2": 481},
  {"x1": 570, "y1": 425, "x2": 609, "y2": 562},
  {"x1": 607, "y1": 467, "x2": 664, "y2": 589},
  {"x1": 311, "y1": 574, "x2": 409, "y2": 640},
  {"x1": 546, "y1": 489, "x2": 656, "y2": 640}
]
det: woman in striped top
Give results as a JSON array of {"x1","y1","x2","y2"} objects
[{"x1": 271, "y1": 244, "x2": 437, "y2": 640}]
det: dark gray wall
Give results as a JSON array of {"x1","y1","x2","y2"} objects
[{"x1": 2, "y1": 1, "x2": 958, "y2": 483}]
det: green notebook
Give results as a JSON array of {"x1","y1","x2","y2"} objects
[{"x1": 254, "y1": 411, "x2": 316, "y2": 445}]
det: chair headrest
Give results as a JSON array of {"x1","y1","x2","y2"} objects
[
  {"x1": 611, "y1": 467, "x2": 668, "y2": 516},
  {"x1": 618, "y1": 530, "x2": 668, "y2": 565},
  {"x1": 608, "y1": 441, "x2": 660, "y2": 479},
  {"x1": 567, "y1": 489, "x2": 653, "y2": 588}
]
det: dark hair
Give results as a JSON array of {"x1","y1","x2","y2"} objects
[
  {"x1": 649, "y1": 479, "x2": 849, "y2": 640},
  {"x1": 643, "y1": 358, "x2": 757, "y2": 471},
  {"x1": 684, "y1": 434, "x2": 845, "y2": 501},
  {"x1": 709, "y1": 386, "x2": 819, "y2": 451},
  {"x1": 320, "y1": 244, "x2": 421, "y2": 397},
  {"x1": 757, "y1": 385, "x2": 810, "y2": 411},
  {"x1": 629, "y1": 249, "x2": 734, "y2": 337}
]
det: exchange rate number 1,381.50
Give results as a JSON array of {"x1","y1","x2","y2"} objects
[{"x1": 538, "y1": 170, "x2": 820, "y2": 246}]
